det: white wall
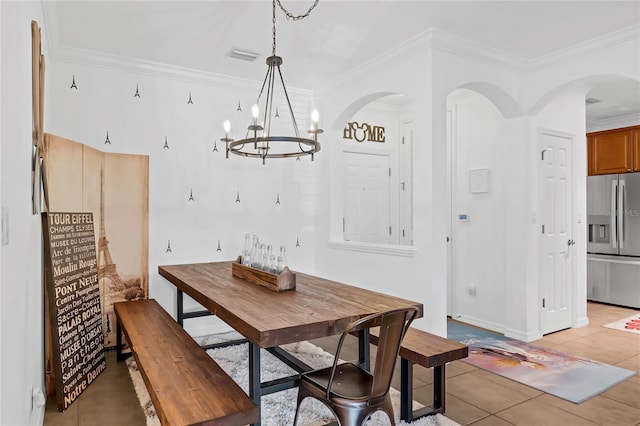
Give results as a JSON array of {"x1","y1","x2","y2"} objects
[
  {"x1": 448, "y1": 90, "x2": 507, "y2": 330},
  {"x1": 314, "y1": 36, "x2": 444, "y2": 334},
  {"x1": 45, "y1": 60, "x2": 319, "y2": 337},
  {"x1": 0, "y1": 2, "x2": 47, "y2": 425}
]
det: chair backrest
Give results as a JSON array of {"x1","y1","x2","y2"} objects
[{"x1": 330, "y1": 306, "x2": 419, "y2": 405}]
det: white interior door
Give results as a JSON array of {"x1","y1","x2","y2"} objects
[
  {"x1": 538, "y1": 131, "x2": 573, "y2": 334},
  {"x1": 446, "y1": 109, "x2": 454, "y2": 316},
  {"x1": 344, "y1": 151, "x2": 390, "y2": 244},
  {"x1": 400, "y1": 121, "x2": 414, "y2": 246}
]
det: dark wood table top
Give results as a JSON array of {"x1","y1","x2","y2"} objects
[{"x1": 158, "y1": 261, "x2": 423, "y2": 348}]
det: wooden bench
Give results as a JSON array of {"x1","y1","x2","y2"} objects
[
  {"x1": 114, "y1": 299, "x2": 258, "y2": 426},
  {"x1": 365, "y1": 326, "x2": 468, "y2": 422}
]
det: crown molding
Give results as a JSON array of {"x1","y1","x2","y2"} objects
[
  {"x1": 431, "y1": 28, "x2": 526, "y2": 71},
  {"x1": 320, "y1": 24, "x2": 640, "y2": 97},
  {"x1": 526, "y1": 24, "x2": 640, "y2": 69},
  {"x1": 316, "y1": 27, "x2": 527, "y2": 99},
  {"x1": 41, "y1": 1, "x2": 288, "y2": 95},
  {"x1": 50, "y1": 44, "x2": 314, "y2": 98},
  {"x1": 315, "y1": 29, "x2": 436, "y2": 97},
  {"x1": 587, "y1": 112, "x2": 640, "y2": 133},
  {"x1": 41, "y1": 0, "x2": 638, "y2": 102}
]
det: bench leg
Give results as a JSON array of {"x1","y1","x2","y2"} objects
[
  {"x1": 116, "y1": 319, "x2": 131, "y2": 362},
  {"x1": 433, "y1": 364, "x2": 445, "y2": 413},
  {"x1": 400, "y1": 361, "x2": 446, "y2": 421},
  {"x1": 249, "y1": 342, "x2": 261, "y2": 426}
]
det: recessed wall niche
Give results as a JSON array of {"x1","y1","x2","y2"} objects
[{"x1": 341, "y1": 93, "x2": 414, "y2": 246}]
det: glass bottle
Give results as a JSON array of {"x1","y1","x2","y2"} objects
[
  {"x1": 276, "y1": 256, "x2": 284, "y2": 274},
  {"x1": 242, "y1": 234, "x2": 251, "y2": 265},
  {"x1": 252, "y1": 243, "x2": 262, "y2": 269},
  {"x1": 269, "y1": 254, "x2": 277, "y2": 274},
  {"x1": 279, "y1": 245, "x2": 288, "y2": 270}
]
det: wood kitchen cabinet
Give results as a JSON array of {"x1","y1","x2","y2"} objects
[
  {"x1": 587, "y1": 125, "x2": 639, "y2": 175},
  {"x1": 634, "y1": 127, "x2": 640, "y2": 172}
]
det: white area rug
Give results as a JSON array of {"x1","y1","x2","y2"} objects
[
  {"x1": 126, "y1": 332, "x2": 460, "y2": 426},
  {"x1": 603, "y1": 313, "x2": 640, "y2": 335}
]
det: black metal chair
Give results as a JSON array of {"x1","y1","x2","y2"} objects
[{"x1": 293, "y1": 306, "x2": 419, "y2": 425}]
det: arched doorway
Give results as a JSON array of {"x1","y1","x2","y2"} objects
[{"x1": 446, "y1": 86, "x2": 517, "y2": 332}]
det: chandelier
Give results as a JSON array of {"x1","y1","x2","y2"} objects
[{"x1": 222, "y1": 0, "x2": 322, "y2": 165}]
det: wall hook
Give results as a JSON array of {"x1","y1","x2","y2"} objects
[
  {"x1": 188, "y1": 189, "x2": 195, "y2": 202},
  {"x1": 275, "y1": 107, "x2": 280, "y2": 118},
  {"x1": 187, "y1": 91, "x2": 194, "y2": 105},
  {"x1": 163, "y1": 136, "x2": 169, "y2": 149},
  {"x1": 296, "y1": 237, "x2": 300, "y2": 247},
  {"x1": 134, "y1": 84, "x2": 141, "y2": 98},
  {"x1": 70, "y1": 74, "x2": 78, "y2": 89},
  {"x1": 104, "y1": 131, "x2": 111, "y2": 145},
  {"x1": 212, "y1": 139, "x2": 218, "y2": 152},
  {"x1": 166, "y1": 240, "x2": 172, "y2": 253},
  {"x1": 276, "y1": 193, "x2": 281, "y2": 205},
  {"x1": 216, "y1": 240, "x2": 222, "y2": 252},
  {"x1": 236, "y1": 100, "x2": 242, "y2": 112},
  {"x1": 235, "y1": 190, "x2": 241, "y2": 203}
]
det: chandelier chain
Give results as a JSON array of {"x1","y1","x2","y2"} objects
[
  {"x1": 272, "y1": 0, "x2": 277, "y2": 55},
  {"x1": 272, "y1": 0, "x2": 319, "y2": 54},
  {"x1": 275, "y1": 0, "x2": 320, "y2": 21}
]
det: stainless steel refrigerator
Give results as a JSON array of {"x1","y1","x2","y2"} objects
[{"x1": 587, "y1": 173, "x2": 640, "y2": 309}]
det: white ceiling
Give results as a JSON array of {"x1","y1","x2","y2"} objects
[{"x1": 45, "y1": 1, "x2": 640, "y2": 123}]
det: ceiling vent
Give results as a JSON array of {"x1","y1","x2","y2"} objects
[
  {"x1": 585, "y1": 98, "x2": 602, "y2": 105},
  {"x1": 229, "y1": 48, "x2": 260, "y2": 62}
]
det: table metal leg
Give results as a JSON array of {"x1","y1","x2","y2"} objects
[
  {"x1": 357, "y1": 329, "x2": 371, "y2": 371},
  {"x1": 176, "y1": 289, "x2": 184, "y2": 327},
  {"x1": 249, "y1": 341, "x2": 261, "y2": 426}
]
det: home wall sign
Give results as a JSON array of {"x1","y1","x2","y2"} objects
[{"x1": 343, "y1": 121, "x2": 386, "y2": 143}]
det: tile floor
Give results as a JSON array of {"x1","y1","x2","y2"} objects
[{"x1": 44, "y1": 302, "x2": 640, "y2": 426}]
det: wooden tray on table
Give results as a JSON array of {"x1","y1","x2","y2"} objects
[{"x1": 231, "y1": 256, "x2": 296, "y2": 292}]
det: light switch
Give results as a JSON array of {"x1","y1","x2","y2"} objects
[{"x1": 458, "y1": 214, "x2": 469, "y2": 222}]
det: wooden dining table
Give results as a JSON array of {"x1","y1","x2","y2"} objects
[{"x1": 158, "y1": 261, "x2": 423, "y2": 425}]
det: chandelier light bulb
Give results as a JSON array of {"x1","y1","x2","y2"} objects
[
  {"x1": 311, "y1": 108, "x2": 319, "y2": 124},
  {"x1": 252, "y1": 104, "x2": 260, "y2": 120},
  {"x1": 223, "y1": 120, "x2": 231, "y2": 138}
]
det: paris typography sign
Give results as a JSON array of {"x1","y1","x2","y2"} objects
[
  {"x1": 42, "y1": 212, "x2": 106, "y2": 411},
  {"x1": 343, "y1": 121, "x2": 386, "y2": 143}
]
